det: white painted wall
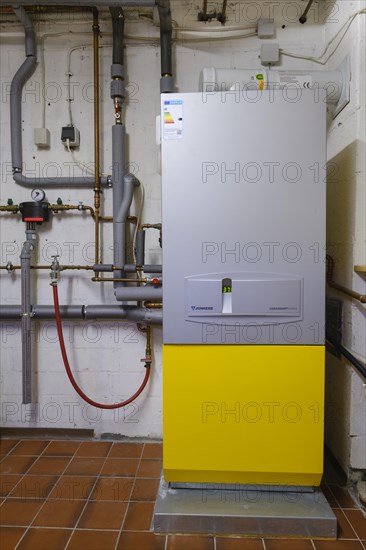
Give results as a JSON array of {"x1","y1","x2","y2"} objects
[
  {"x1": 0, "y1": 1, "x2": 364, "y2": 460},
  {"x1": 323, "y1": 0, "x2": 366, "y2": 472}
]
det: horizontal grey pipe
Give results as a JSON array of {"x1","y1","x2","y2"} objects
[
  {"x1": 4, "y1": 1, "x2": 156, "y2": 6},
  {"x1": 94, "y1": 264, "x2": 162, "y2": 273},
  {"x1": 0, "y1": 305, "x2": 162, "y2": 325},
  {"x1": 115, "y1": 286, "x2": 162, "y2": 302},
  {"x1": 13, "y1": 173, "x2": 111, "y2": 188},
  {"x1": 125, "y1": 264, "x2": 162, "y2": 273}
]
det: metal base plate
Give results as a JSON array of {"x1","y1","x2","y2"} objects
[{"x1": 154, "y1": 477, "x2": 337, "y2": 539}]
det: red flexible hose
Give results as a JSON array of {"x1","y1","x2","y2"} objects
[{"x1": 52, "y1": 284, "x2": 150, "y2": 409}]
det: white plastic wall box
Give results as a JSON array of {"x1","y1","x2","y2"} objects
[{"x1": 161, "y1": 90, "x2": 326, "y2": 345}]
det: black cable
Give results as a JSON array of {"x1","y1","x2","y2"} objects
[
  {"x1": 299, "y1": 0, "x2": 315, "y2": 24},
  {"x1": 326, "y1": 337, "x2": 366, "y2": 381}
]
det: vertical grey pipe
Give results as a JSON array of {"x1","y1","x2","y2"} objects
[
  {"x1": 112, "y1": 124, "x2": 126, "y2": 283},
  {"x1": 157, "y1": 0, "x2": 173, "y2": 93},
  {"x1": 136, "y1": 229, "x2": 145, "y2": 267},
  {"x1": 20, "y1": 225, "x2": 36, "y2": 404}
]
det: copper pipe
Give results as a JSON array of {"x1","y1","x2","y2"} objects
[
  {"x1": 326, "y1": 255, "x2": 366, "y2": 304},
  {"x1": 0, "y1": 205, "x2": 19, "y2": 212},
  {"x1": 144, "y1": 301, "x2": 163, "y2": 309},
  {"x1": 92, "y1": 8, "x2": 101, "y2": 275},
  {"x1": 0, "y1": 265, "x2": 94, "y2": 271},
  {"x1": 92, "y1": 277, "x2": 148, "y2": 283}
]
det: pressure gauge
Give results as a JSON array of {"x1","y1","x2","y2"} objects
[{"x1": 31, "y1": 188, "x2": 46, "y2": 202}]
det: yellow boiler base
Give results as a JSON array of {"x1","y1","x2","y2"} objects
[{"x1": 163, "y1": 345, "x2": 325, "y2": 486}]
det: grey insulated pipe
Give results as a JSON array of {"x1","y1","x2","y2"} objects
[
  {"x1": 10, "y1": 6, "x2": 109, "y2": 188},
  {"x1": 5, "y1": 1, "x2": 156, "y2": 5},
  {"x1": 0, "y1": 304, "x2": 162, "y2": 325},
  {"x1": 20, "y1": 226, "x2": 36, "y2": 404},
  {"x1": 157, "y1": 0, "x2": 173, "y2": 93}
]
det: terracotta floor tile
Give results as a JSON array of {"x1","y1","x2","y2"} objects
[
  {"x1": 344, "y1": 509, "x2": 366, "y2": 539},
  {"x1": 143, "y1": 442, "x2": 163, "y2": 459},
  {"x1": 67, "y1": 529, "x2": 119, "y2": 550},
  {"x1": 216, "y1": 537, "x2": 264, "y2": 550},
  {"x1": 64, "y1": 457, "x2": 105, "y2": 476},
  {"x1": 0, "y1": 498, "x2": 44, "y2": 526},
  {"x1": 42, "y1": 440, "x2": 81, "y2": 457},
  {"x1": 16, "y1": 527, "x2": 72, "y2": 550},
  {"x1": 0, "y1": 526, "x2": 26, "y2": 550},
  {"x1": 49, "y1": 475, "x2": 96, "y2": 500},
  {"x1": 0, "y1": 440, "x2": 19, "y2": 457},
  {"x1": 9, "y1": 474, "x2": 58, "y2": 500},
  {"x1": 9, "y1": 440, "x2": 49, "y2": 456},
  {"x1": 167, "y1": 534, "x2": 215, "y2": 550},
  {"x1": 122, "y1": 501, "x2": 154, "y2": 530},
  {"x1": 74, "y1": 441, "x2": 112, "y2": 457},
  {"x1": 330, "y1": 486, "x2": 358, "y2": 508},
  {"x1": 0, "y1": 456, "x2": 36, "y2": 475},
  {"x1": 322, "y1": 484, "x2": 339, "y2": 508},
  {"x1": 117, "y1": 531, "x2": 166, "y2": 550},
  {"x1": 0, "y1": 475, "x2": 22, "y2": 497},
  {"x1": 78, "y1": 500, "x2": 127, "y2": 530},
  {"x1": 137, "y1": 459, "x2": 163, "y2": 478},
  {"x1": 334, "y1": 508, "x2": 358, "y2": 539},
  {"x1": 90, "y1": 477, "x2": 134, "y2": 501},
  {"x1": 101, "y1": 458, "x2": 139, "y2": 477},
  {"x1": 313, "y1": 541, "x2": 364, "y2": 550},
  {"x1": 264, "y1": 540, "x2": 313, "y2": 549},
  {"x1": 130, "y1": 478, "x2": 160, "y2": 501},
  {"x1": 33, "y1": 498, "x2": 86, "y2": 528},
  {"x1": 110, "y1": 442, "x2": 144, "y2": 458},
  {"x1": 27, "y1": 456, "x2": 71, "y2": 476}
]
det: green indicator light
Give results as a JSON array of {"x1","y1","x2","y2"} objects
[{"x1": 222, "y1": 285, "x2": 232, "y2": 293}]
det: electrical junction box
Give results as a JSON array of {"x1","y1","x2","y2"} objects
[
  {"x1": 161, "y1": 90, "x2": 327, "y2": 486},
  {"x1": 34, "y1": 127, "x2": 50, "y2": 148},
  {"x1": 260, "y1": 43, "x2": 280, "y2": 65},
  {"x1": 61, "y1": 125, "x2": 80, "y2": 148},
  {"x1": 257, "y1": 18, "x2": 275, "y2": 39}
]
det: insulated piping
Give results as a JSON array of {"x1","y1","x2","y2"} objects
[
  {"x1": 0, "y1": 305, "x2": 163, "y2": 324},
  {"x1": 10, "y1": 6, "x2": 110, "y2": 188},
  {"x1": 4, "y1": 1, "x2": 156, "y2": 6},
  {"x1": 20, "y1": 225, "x2": 36, "y2": 404},
  {"x1": 157, "y1": 0, "x2": 173, "y2": 92}
]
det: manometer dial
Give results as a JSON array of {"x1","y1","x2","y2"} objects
[{"x1": 31, "y1": 188, "x2": 46, "y2": 202}]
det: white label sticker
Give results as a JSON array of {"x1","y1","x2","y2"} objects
[
  {"x1": 280, "y1": 74, "x2": 313, "y2": 89},
  {"x1": 163, "y1": 100, "x2": 183, "y2": 140}
]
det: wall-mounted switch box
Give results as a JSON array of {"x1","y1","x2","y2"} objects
[
  {"x1": 257, "y1": 18, "x2": 275, "y2": 39},
  {"x1": 34, "y1": 128, "x2": 50, "y2": 148},
  {"x1": 61, "y1": 125, "x2": 80, "y2": 148},
  {"x1": 261, "y1": 43, "x2": 280, "y2": 66}
]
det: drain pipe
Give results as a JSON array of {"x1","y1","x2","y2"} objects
[
  {"x1": 0, "y1": 304, "x2": 162, "y2": 324},
  {"x1": 110, "y1": 6, "x2": 128, "y2": 288},
  {"x1": 20, "y1": 223, "x2": 36, "y2": 404},
  {"x1": 10, "y1": 6, "x2": 109, "y2": 188},
  {"x1": 157, "y1": 0, "x2": 173, "y2": 93}
]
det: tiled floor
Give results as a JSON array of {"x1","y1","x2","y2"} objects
[{"x1": 0, "y1": 438, "x2": 365, "y2": 550}]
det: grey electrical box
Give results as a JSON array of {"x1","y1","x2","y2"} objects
[
  {"x1": 261, "y1": 43, "x2": 280, "y2": 65},
  {"x1": 257, "y1": 18, "x2": 275, "y2": 38},
  {"x1": 161, "y1": 90, "x2": 326, "y2": 345}
]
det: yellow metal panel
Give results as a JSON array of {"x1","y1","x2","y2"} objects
[{"x1": 163, "y1": 345, "x2": 325, "y2": 486}]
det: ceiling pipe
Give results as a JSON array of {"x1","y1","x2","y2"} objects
[
  {"x1": 157, "y1": 0, "x2": 173, "y2": 92},
  {"x1": 3, "y1": 1, "x2": 156, "y2": 6}
]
